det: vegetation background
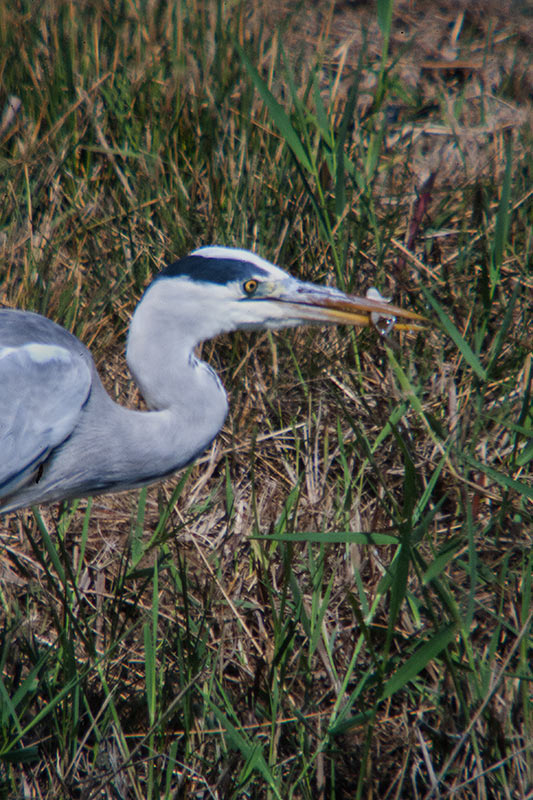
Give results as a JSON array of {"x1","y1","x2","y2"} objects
[{"x1": 0, "y1": 0, "x2": 532, "y2": 797}]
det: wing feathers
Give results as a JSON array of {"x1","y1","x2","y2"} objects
[{"x1": 0, "y1": 343, "x2": 92, "y2": 497}]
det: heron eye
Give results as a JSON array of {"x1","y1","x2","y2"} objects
[{"x1": 243, "y1": 279, "x2": 258, "y2": 295}]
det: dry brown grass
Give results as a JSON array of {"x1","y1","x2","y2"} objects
[{"x1": 0, "y1": 1, "x2": 532, "y2": 798}]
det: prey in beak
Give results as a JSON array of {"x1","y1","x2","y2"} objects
[{"x1": 248, "y1": 278, "x2": 426, "y2": 335}]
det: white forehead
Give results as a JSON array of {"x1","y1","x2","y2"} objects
[{"x1": 191, "y1": 246, "x2": 289, "y2": 280}]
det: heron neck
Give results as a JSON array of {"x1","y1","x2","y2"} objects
[
  {"x1": 124, "y1": 298, "x2": 229, "y2": 471},
  {"x1": 104, "y1": 380, "x2": 227, "y2": 484}
]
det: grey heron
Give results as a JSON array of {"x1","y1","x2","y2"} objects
[{"x1": 0, "y1": 246, "x2": 424, "y2": 513}]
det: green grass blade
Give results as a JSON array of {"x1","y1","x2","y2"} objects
[
  {"x1": 144, "y1": 562, "x2": 158, "y2": 727},
  {"x1": 31, "y1": 509, "x2": 66, "y2": 584},
  {"x1": 207, "y1": 697, "x2": 282, "y2": 799},
  {"x1": 490, "y1": 135, "x2": 513, "y2": 293},
  {"x1": 235, "y1": 42, "x2": 314, "y2": 174},
  {"x1": 486, "y1": 281, "x2": 521, "y2": 377},
  {"x1": 423, "y1": 538, "x2": 464, "y2": 585},
  {"x1": 377, "y1": 0, "x2": 394, "y2": 39},
  {"x1": 130, "y1": 487, "x2": 148, "y2": 568},
  {"x1": 251, "y1": 531, "x2": 399, "y2": 544},
  {"x1": 382, "y1": 622, "x2": 457, "y2": 699},
  {"x1": 421, "y1": 287, "x2": 488, "y2": 381},
  {"x1": 463, "y1": 454, "x2": 533, "y2": 499}
]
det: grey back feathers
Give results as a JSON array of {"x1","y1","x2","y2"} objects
[{"x1": 0, "y1": 311, "x2": 93, "y2": 501}]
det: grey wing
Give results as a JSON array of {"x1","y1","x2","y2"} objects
[{"x1": 0, "y1": 342, "x2": 92, "y2": 498}]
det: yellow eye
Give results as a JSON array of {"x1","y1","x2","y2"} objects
[{"x1": 243, "y1": 279, "x2": 258, "y2": 295}]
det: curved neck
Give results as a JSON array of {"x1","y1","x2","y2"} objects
[
  {"x1": 123, "y1": 294, "x2": 229, "y2": 476},
  {"x1": 98, "y1": 376, "x2": 227, "y2": 487}
]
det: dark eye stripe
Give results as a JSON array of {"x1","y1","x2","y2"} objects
[{"x1": 156, "y1": 256, "x2": 269, "y2": 285}]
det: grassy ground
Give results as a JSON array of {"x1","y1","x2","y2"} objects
[{"x1": 0, "y1": 0, "x2": 532, "y2": 797}]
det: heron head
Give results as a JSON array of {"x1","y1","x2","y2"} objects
[
  {"x1": 137, "y1": 246, "x2": 425, "y2": 343},
  {"x1": 126, "y1": 246, "x2": 425, "y2": 409}
]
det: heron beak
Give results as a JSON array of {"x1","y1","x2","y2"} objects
[{"x1": 265, "y1": 281, "x2": 426, "y2": 334}]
